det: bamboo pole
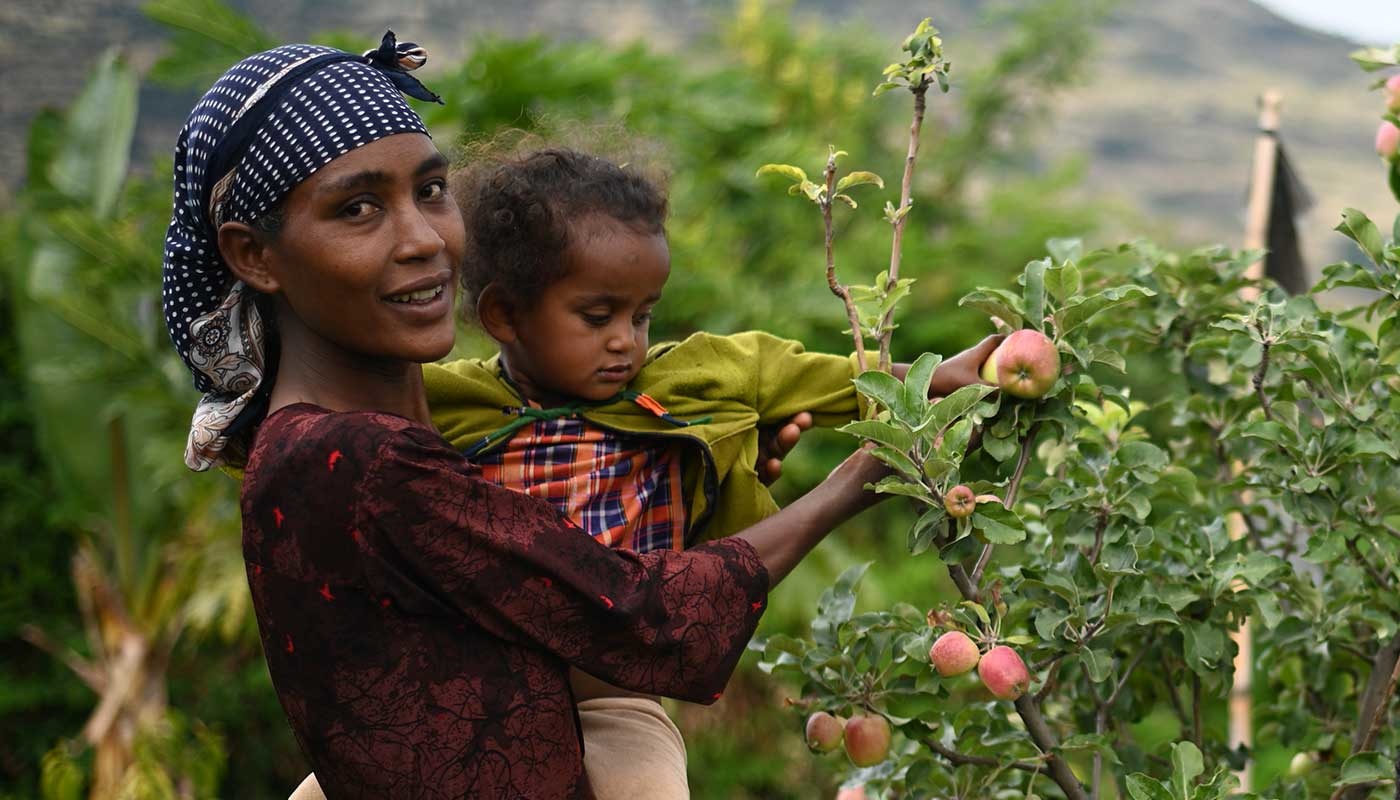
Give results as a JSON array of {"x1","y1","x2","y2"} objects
[{"x1": 1228, "y1": 89, "x2": 1282, "y2": 793}]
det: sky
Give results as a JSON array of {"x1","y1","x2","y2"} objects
[{"x1": 1253, "y1": 0, "x2": 1400, "y2": 45}]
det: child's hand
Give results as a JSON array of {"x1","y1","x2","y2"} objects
[
  {"x1": 757, "y1": 412, "x2": 814, "y2": 485},
  {"x1": 926, "y1": 334, "x2": 1005, "y2": 398}
]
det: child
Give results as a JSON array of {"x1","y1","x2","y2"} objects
[{"x1": 420, "y1": 145, "x2": 998, "y2": 797}]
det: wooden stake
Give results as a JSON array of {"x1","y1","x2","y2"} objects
[{"x1": 1228, "y1": 89, "x2": 1282, "y2": 793}]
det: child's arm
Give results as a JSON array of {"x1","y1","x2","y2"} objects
[{"x1": 896, "y1": 334, "x2": 1003, "y2": 398}]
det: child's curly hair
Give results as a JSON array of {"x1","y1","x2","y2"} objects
[{"x1": 452, "y1": 130, "x2": 669, "y2": 319}]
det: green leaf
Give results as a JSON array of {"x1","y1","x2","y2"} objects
[
  {"x1": 853, "y1": 370, "x2": 906, "y2": 413},
  {"x1": 1046, "y1": 238, "x2": 1084, "y2": 263},
  {"x1": 905, "y1": 352, "x2": 942, "y2": 402},
  {"x1": 49, "y1": 51, "x2": 138, "y2": 218},
  {"x1": 923, "y1": 384, "x2": 996, "y2": 436},
  {"x1": 972, "y1": 503, "x2": 1025, "y2": 545},
  {"x1": 755, "y1": 163, "x2": 809, "y2": 183},
  {"x1": 1079, "y1": 648, "x2": 1112, "y2": 682},
  {"x1": 1335, "y1": 751, "x2": 1393, "y2": 787},
  {"x1": 908, "y1": 507, "x2": 946, "y2": 554},
  {"x1": 1335, "y1": 208, "x2": 1387, "y2": 268},
  {"x1": 813, "y1": 562, "x2": 872, "y2": 646},
  {"x1": 1171, "y1": 741, "x2": 1205, "y2": 796},
  {"x1": 884, "y1": 689, "x2": 943, "y2": 722},
  {"x1": 1053, "y1": 286, "x2": 1155, "y2": 336},
  {"x1": 1024, "y1": 259, "x2": 1048, "y2": 331},
  {"x1": 1183, "y1": 623, "x2": 1225, "y2": 673},
  {"x1": 981, "y1": 432, "x2": 1019, "y2": 462},
  {"x1": 839, "y1": 420, "x2": 914, "y2": 451},
  {"x1": 1126, "y1": 774, "x2": 1175, "y2": 800},
  {"x1": 835, "y1": 171, "x2": 885, "y2": 192},
  {"x1": 958, "y1": 288, "x2": 1025, "y2": 329},
  {"x1": 871, "y1": 446, "x2": 921, "y2": 480}
]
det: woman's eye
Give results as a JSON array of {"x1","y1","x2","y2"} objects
[{"x1": 341, "y1": 200, "x2": 377, "y2": 219}]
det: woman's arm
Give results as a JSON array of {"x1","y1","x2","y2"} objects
[{"x1": 893, "y1": 334, "x2": 1002, "y2": 398}]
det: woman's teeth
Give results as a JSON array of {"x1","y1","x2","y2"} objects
[{"x1": 387, "y1": 285, "x2": 443, "y2": 304}]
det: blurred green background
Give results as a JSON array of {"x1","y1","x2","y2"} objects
[{"x1": 0, "y1": 0, "x2": 1377, "y2": 796}]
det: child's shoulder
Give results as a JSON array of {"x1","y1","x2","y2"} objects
[{"x1": 644, "y1": 330, "x2": 803, "y2": 366}]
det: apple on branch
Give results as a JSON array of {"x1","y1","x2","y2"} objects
[
  {"x1": 843, "y1": 714, "x2": 892, "y2": 767},
  {"x1": 979, "y1": 329, "x2": 1061, "y2": 399}
]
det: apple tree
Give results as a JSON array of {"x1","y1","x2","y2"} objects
[{"x1": 755, "y1": 26, "x2": 1400, "y2": 800}]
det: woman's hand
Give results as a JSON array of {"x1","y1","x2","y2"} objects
[{"x1": 756, "y1": 411, "x2": 814, "y2": 485}]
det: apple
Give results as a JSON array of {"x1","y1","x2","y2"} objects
[
  {"x1": 843, "y1": 714, "x2": 892, "y2": 767},
  {"x1": 1287, "y1": 751, "x2": 1317, "y2": 778},
  {"x1": 1385, "y1": 74, "x2": 1400, "y2": 114},
  {"x1": 835, "y1": 787, "x2": 868, "y2": 800},
  {"x1": 943, "y1": 485, "x2": 976, "y2": 519},
  {"x1": 1378, "y1": 121, "x2": 1400, "y2": 163},
  {"x1": 805, "y1": 711, "x2": 844, "y2": 753},
  {"x1": 980, "y1": 329, "x2": 1061, "y2": 399},
  {"x1": 929, "y1": 630, "x2": 981, "y2": 677},
  {"x1": 978, "y1": 645, "x2": 1030, "y2": 700}
]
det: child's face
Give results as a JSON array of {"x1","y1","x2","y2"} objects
[{"x1": 497, "y1": 217, "x2": 669, "y2": 405}]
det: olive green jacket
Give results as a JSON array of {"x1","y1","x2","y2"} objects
[{"x1": 424, "y1": 331, "x2": 865, "y2": 544}]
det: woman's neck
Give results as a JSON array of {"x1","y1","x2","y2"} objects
[{"x1": 267, "y1": 311, "x2": 433, "y2": 427}]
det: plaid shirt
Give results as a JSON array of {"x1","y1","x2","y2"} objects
[{"x1": 472, "y1": 416, "x2": 687, "y2": 553}]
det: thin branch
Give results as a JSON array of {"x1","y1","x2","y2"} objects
[
  {"x1": 971, "y1": 421, "x2": 1042, "y2": 587},
  {"x1": 1346, "y1": 536, "x2": 1391, "y2": 591},
  {"x1": 1085, "y1": 511, "x2": 1109, "y2": 565},
  {"x1": 924, "y1": 738, "x2": 1044, "y2": 774},
  {"x1": 1252, "y1": 331, "x2": 1274, "y2": 422},
  {"x1": 877, "y1": 78, "x2": 929, "y2": 373},
  {"x1": 1015, "y1": 694, "x2": 1089, "y2": 800},
  {"x1": 1361, "y1": 641, "x2": 1400, "y2": 753},
  {"x1": 1191, "y1": 673, "x2": 1204, "y2": 748},
  {"x1": 822, "y1": 153, "x2": 868, "y2": 373}
]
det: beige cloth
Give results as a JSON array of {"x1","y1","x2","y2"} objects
[
  {"x1": 286, "y1": 696, "x2": 689, "y2": 800},
  {"x1": 578, "y1": 696, "x2": 690, "y2": 800}
]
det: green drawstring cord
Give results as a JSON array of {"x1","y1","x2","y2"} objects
[{"x1": 462, "y1": 390, "x2": 712, "y2": 459}]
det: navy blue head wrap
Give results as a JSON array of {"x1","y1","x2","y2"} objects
[{"x1": 163, "y1": 32, "x2": 442, "y2": 470}]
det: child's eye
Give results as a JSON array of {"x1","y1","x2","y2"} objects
[
  {"x1": 581, "y1": 312, "x2": 610, "y2": 327},
  {"x1": 420, "y1": 180, "x2": 447, "y2": 201},
  {"x1": 633, "y1": 311, "x2": 653, "y2": 325}
]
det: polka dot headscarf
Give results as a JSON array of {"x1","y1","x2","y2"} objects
[{"x1": 164, "y1": 32, "x2": 442, "y2": 471}]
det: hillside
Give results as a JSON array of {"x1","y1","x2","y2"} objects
[{"x1": 3, "y1": 0, "x2": 1393, "y2": 273}]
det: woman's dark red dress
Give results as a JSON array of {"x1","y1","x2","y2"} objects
[{"x1": 241, "y1": 404, "x2": 769, "y2": 799}]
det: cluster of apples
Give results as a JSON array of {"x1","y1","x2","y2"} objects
[
  {"x1": 928, "y1": 630, "x2": 1030, "y2": 700},
  {"x1": 804, "y1": 710, "x2": 892, "y2": 767},
  {"x1": 1377, "y1": 75, "x2": 1400, "y2": 163}
]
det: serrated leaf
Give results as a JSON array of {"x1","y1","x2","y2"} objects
[
  {"x1": 836, "y1": 171, "x2": 885, "y2": 192},
  {"x1": 1335, "y1": 208, "x2": 1386, "y2": 268},
  {"x1": 1171, "y1": 741, "x2": 1205, "y2": 796},
  {"x1": 1024, "y1": 259, "x2": 1048, "y2": 330},
  {"x1": 839, "y1": 420, "x2": 914, "y2": 451},
  {"x1": 755, "y1": 163, "x2": 808, "y2": 183},
  {"x1": 1127, "y1": 774, "x2": 1175, "y2": 800},
  {"x1": 1054, "y1": 286, "x2": 1155, "y2": 336},
  {"x1": 972, "y1": 504, "x2": 1026, "y2": 545},
  {"x1": 1335, "y1": 751, "x2": 1392, "y2": 787},
  {"x1": 853, "y1": 369, "x2": 906, "y2": 412},
  {"x1": 905, "y1": 352, "x2": 942, "y2": 401},
  {"x1": 959, "y1": 288, "x2": 1025, "y2": 329}
]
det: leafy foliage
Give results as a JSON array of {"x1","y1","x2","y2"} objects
[{"x1": 758, "y1": 36, "x2": 1400, "y2": 800}]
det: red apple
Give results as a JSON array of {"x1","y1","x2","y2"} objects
[
  {"x1": 843, "y1": 714, "x2": 892, "y2": 767},
  {"x1": 805, "y1": 711, "x2": 844, "y2": 753},
  {"x1": 836, "y1": 787, "x2": 868, "y2": 800},
  {"x1": 929, "y1": 630, "x2": 981, "y2": 677},
  {"x1": 1378, "y1": 121, "x2": 1400, "y2": 163},
  {"x1": 980, "y1": 329, "x2": 1061, "y2": 399},
  {"x1": 1385, "y1": 74, "x2": 1400, "y2": 114},
  {"x1": 978, "y1": 645, "x2": 1030, "y2": 700},
  {"x1": 943, "y1": 485, "x2": 976, "y2": 518}
]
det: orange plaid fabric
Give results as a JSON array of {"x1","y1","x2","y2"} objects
[{"x1": 472, "y1": 417, "x2": 688, "y2": 552}]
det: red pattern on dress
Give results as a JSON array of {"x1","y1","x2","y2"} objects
[{"x1": 241, "y1": 404, "x2": 769, "y2": 798}]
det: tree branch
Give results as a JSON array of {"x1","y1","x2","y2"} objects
[
  {"x1": 21, "y1": 624, "x2": 106, "y2": 692},
  {"x1": 924, "y1": 737, "x2": 1044, "y2": 774},
  {"x1": 822, "y1": 152, "x2": 868, "y2": 374},
  {"x1": 971, "y1": 421, "x2": 1042, "y2": 587},
  {"x1": 1252, "y1": 330, "x2": 1274, "y2": 422},
  {"x1": 877, "y1": 78, "x2": 928, "y2": 373},
  {"x1": 1015, "y1": 694, "x2": 1089, "y2": 800}
]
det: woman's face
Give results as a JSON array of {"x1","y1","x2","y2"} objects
[{"x1": 259, "y1": 133, "x2": 465, "y2": 367}]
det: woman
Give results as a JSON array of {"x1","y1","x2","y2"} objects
[{"x1": 164, "y1": 35, "x2": 894, "y2": 798}]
